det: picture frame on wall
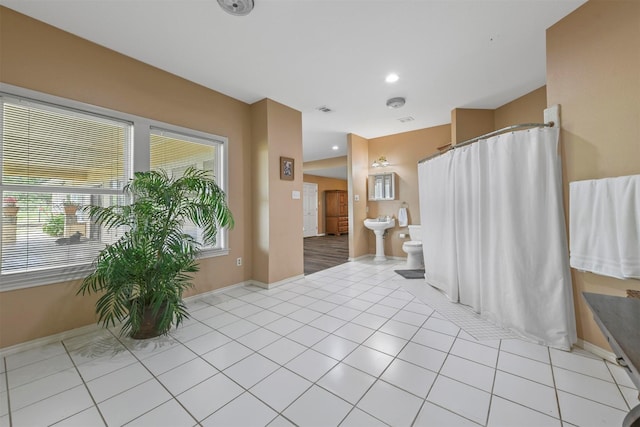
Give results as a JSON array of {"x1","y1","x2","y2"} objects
[{"x1": 280, "y1": 156, "x2": 294, "y2": 181}]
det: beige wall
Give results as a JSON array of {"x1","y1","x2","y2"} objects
[
  {"x1": 302, "y1": 175, "x2": 348, "y2": 235},
  {"x1": 250, "y1": 98, "x2": 304, "y2": 285},
  {"x1": 494, "y1": 86, "x2": 547, "y2": 129},
  {"x1": 348, "y1": 134, "x2": 370, "y2": 259},
  {"x1": 0, "y1": 8, "x2": 303, "y2": 348},
  {"x1": 303, "y1": 156, "x2": 347, "y2": 174},
  {"x1": 250, "y1": 100, "x2": 270, "y2": 284},
  {"x1": 451, "y1": 108, "x2": 495, "y2": 145},
  {"x1": 366, "y1": 125, "x2": 452, "y2": 258},
  {"x1": 547, "y1": 0, "x2": 640, "y2": 349},
  {"x1": 265, "y1": 99, "x2": 304, "y2": 284}
]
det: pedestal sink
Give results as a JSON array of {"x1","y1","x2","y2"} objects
[{"x1": 364, "y1": 217, "x2": 396, "y2": 261}]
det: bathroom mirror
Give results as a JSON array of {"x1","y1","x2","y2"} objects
[{"x1": 368, "y1": 172, "x2": 397, "y2": 201}]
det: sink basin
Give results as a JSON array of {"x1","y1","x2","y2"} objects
[
  {"x1": 364, "y1": 218, "x2": 395, "y2": 261},
  {"x1": 364, "y1": 217, "x2": 396, "y2": 231}
]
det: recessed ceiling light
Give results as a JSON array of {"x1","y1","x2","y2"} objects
[
  {"x1": 332, "y1": 145, "x2": 339, "y2": 150},
  {"x1": 385, "y1": 73, "x2": 399, "y2": 83}
]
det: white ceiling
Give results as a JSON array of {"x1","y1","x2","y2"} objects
[{"x1": 2, "y1": 0, "x2": 586, "y2": 180}]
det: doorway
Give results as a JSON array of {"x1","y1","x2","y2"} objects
[{"x1": 303, "y1": 182, "x2": 318, "y2": 238}]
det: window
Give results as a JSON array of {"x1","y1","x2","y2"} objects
[
  {"x1": 150, "y1": 128, "x2": 227, "y2": 251},
  {"x1": 0, "y1": 86, "x2": 229, "y2": 290},
  {"x1": 1, "y1": 97, "x2": 131, "y2": 287}
]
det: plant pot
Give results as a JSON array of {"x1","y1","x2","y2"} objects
[
  {"x1": 63, "y1": 205, "x2": 78, "y2": 215},
  {"x1": 64, "y1": 205, "x2": 78, "y2": 225},
  {"x1": 131, "y1": 305, "x2": 167, "y2": 340},
  {"x1": 4, "y1": 206, "x2": 19, "y2": 216},
  {"x1": 2, "y1": 206, "x2": 19, "y2": 244}
]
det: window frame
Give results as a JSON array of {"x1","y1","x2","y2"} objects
[
  {"x1": 149, "y1": 126, "x2": 229, "y2": 255},
  {"x1": 0, "y1": 83, "x2": 230, "y2": 291}
]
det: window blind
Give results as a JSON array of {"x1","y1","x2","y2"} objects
[
  {"x1": 1, "y1": 98, "x2": 131, "y2": 280},
  {"x1": 150, "y1": 128, "x2": 221, "y2": 248}
]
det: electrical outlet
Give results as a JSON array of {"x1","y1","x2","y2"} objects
[{"x1": 236, "y1": 257, "x2": 242, "y2": 266}]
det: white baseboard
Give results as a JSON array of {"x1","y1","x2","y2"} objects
[
  {"x1": 251, "y1": 274, "x2": 305, "y2": 290},
  {"x1": 0, "y1": 323, "x2": 103, "y2": 358},
  {"x1": 348, "y1": 254, "x2": 406, "y2": 262},
  {"x1": 183, "y1": 280, "x2": 251, "y2": 302},
  {"x1": 576, "y1": 338, "x2": 617, "y2": 363},
  {"x1": 1, "y1": 279, "x2": 270, "y2": 357}
]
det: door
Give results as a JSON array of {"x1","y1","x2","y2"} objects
[{"x1": 303, "y1": 182, "x2": 318, "y2": 237}]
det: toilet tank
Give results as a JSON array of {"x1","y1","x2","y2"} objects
[{"x1": 408, "y1": 225, "x2": 422, "y2": 241}]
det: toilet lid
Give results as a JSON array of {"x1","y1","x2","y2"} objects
[{"x1": 404, "y1": 241, "x2": 422, "y2": 247}]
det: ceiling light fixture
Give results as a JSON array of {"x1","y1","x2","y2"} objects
[
  {"x1": 217, "y1": 0, "x2": 254, "y2": 16},
  {"x1": 385, "y1": 73, "x2": 399, "y2": 83},
  {"x1": 332, "y1": 145, "x2": 339, "y2": 150},
  {"x1": 371, "y1": 156, "x2": 390, "y2": 168},
  {"x1": 386, "y1": 97, "x2": 405, "y2": 109}
]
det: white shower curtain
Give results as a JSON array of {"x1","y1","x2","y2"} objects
[
  {"x1": 419, "y1": 127, "x2": 576, "y2": 350},
  {"x1": 419, "y1": 150, "x2": 458, "y2": 301},
  {"x1": 453, "y1": 143, "x2": 483, "y2": 311}
]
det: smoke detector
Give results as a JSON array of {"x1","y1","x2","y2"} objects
[
  {"x1": 386, "y1": 97, "x2": 406, "y2": 109},
  {"x1": 218, "y1": 0, "x2": 254, "y2": 16}
]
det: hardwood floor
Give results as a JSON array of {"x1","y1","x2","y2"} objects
[{"x1": 303, "y1": 234, "x2": 349, "y2": 275}]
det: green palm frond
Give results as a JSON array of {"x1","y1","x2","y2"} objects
[{"x1": 78, "y1": 167, "x2": 233, "y2": 337}]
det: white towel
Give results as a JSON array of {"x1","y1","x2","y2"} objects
[
  {"x1": 398, "y1": 207, "x2": 408, "y2": 227},
  {"x1": 569, "y1": 175, "x2": 640, "y2": 279}
]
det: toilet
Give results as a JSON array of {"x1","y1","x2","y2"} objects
[{"x1": 402, "y1": 225, "x2": 423, "y2": 269}]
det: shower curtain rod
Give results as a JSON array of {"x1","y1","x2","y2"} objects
[{"x1": 418, "y1": 121, "x2": 555, "y2": 164}]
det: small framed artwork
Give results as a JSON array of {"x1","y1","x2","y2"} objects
[{"x1": 280, "y1": 156, "x2": 294, "y2": 181}]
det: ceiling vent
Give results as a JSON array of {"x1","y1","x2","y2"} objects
[
  {"x1": 386, "y1": 97, "x2": 406, "y2": 109},
  {"x1": 218, "y1": 0, "x2": 254, "y2": 16},
  {"x1": 398, "y1": 116, "x2": 414, "y2": 123},
  {"x1": 316, "y1": 106, "x2": 333, "y2": 113}
]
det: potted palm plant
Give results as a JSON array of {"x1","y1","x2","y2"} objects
[{"x1": 78, "y1": 167, "x2": 234, "y2": 339}]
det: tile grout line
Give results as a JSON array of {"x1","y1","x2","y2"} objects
[
  {"x1": 192, "y1": 269, "x2": 392, "y2": 425},
  {"x1": 272, "y1": 293, "x2": 411, "y2": 425},
  {"x1": 483, "y1": 338, "x2": 502, "y2": 427},
  {"x1": 8, "y1": 260, "x2": 627, "y2": 427},
  {"x1": 605, "y1": 361, "x2": 633, "y2": 411},
  {"x1": 168, "y1": 273, "x2": 387, "y2": 425},
  {"x1": 413, "y1": 325, "x2": 487, "y2": 427},
  {"x1": 110, "y1": 329, "x2": 209, "y2": 426},
  {"x1": 61, "y1": 337, "x2": 109, "y2": 427},
  {"x1": 549, "y1": 345, "x2": 564, "y2": 424},
  {"x1": 333, "y1": 295, "x2": 426, "y2": 426},
  {"x1": 3, "y1": 357, "x2": 13, "y2": 427},
  {"x1": 235, "y1": 274, "x2": 412, "y2": 425}
]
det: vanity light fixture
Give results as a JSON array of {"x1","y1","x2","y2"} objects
[{"x1": 371, "y1": 156, "x2": 390, "y2": 168}]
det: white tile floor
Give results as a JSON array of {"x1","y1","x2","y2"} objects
[{"x1": 1, "y1": 259, "x2": 637, "y2": 427}]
